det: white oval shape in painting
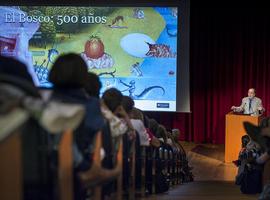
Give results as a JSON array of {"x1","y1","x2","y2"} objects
[{"x1": 120, "y1": 33, "x2": 156, "y2": 58}]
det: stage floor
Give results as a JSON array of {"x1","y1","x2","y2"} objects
[{"x1": 181, "y1": 142, "x2": 238, "y2": 181}]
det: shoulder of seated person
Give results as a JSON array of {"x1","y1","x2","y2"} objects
[
  {"x1": 88, "y1": 96, "x2": 100, "y2": 103},
  {"x1": 86, "y1": 97, "x2": 101, "y2": 108}
]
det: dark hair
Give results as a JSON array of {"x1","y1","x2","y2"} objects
[
  {"x1": 85, "y1": 72, "x2": 102, "y2": 98},
  {"x1": 49, "y1": 53, "x2": 88, "y2": 88},
  {"x1": 156, "y1": 125, "x2": 167, "y2": 142},
  {"x1": 121, "y1": 96, "x2": 134, "y2": 114},
  {"x1": 102, "y1": 88, "x2": 123, "y2": 112},
  {"x1": 0, "y1": 56, "x2": 40, "y2": 97},
  {"x1": 0, "y1": 56, "x2": 34, "y2": 84},
  {"x1": 148, "y1": 118, "x2": 159, "y2": 135},
  {"x1": 144, "y1": 115, "x2": 149, "y2": 128},
  {"x1": 241, "y1": 135, "x2": 250, "y2": 148}
]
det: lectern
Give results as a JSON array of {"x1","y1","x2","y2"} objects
[{"x1": 225, "y1": 112, "x2": 261, "y2": 163}]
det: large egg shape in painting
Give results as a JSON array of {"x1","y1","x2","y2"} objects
[{"x1": 120, "y1": 33, "x2": 156, "y2": 58}]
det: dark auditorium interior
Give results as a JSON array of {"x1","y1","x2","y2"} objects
[{"x1": 1, "y1": 0, "x2": 270, "y2": 200}]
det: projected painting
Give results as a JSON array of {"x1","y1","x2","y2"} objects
[{"x1": 0, "y1": 6, "x2": 178, "y2": 111}]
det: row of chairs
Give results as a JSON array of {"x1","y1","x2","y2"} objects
[{"x1": 0, "y1": 120, "x2": 192, "y2": 200}]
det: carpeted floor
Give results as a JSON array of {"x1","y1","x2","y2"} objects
[
  {"x1": 191, "y1": 144, "x2": 225, "y2": 162},
  {"x1": 140, "y1": 181, "x2": 259, "y2": 200}
]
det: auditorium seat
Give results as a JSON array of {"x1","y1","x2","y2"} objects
[
  {"x1": 58, "y1": 129, "x2": 74, "y2": 200},
  {"x1": 0, "y1": 113, "x2": 24, "y2": 200},
  {"x1": 263, "y1": 159, "x2": 270, "y2": 186}
]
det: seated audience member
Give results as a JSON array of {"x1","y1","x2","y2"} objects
[
  {"x1": 102, "y1": 90, "x2": 135, "y2": 195},
  {"x1": 84, "y1": 72, "x2": 102, "y2": 98},
  {"x1": 167, "y1": 131, "x2": 180, "y2": 152},
  {"x1": 84, "y1": 72, "x2": 127, "y2": 197},
  {"x1": 119, "y1": 95, "x2": 137, "y2": 152},
  {"x1": 0, "y1": 56, "x2": 34, "y2": 82},
  {"x1": 148, "y1": 118, "x2": 159, "y2": 136},
  {"x1": 130, "y1": 107, "x2": 144, "y2": 121},
  {"x1": 171, "y1": 129, "x2": 182, "y2": 149},
  {"x1": 121, "y1": 95, "x2": 136, "y2": 137},
  {"x1": 166, "y1": 131, "x2": 174, "y2": 147},
  {"x1": 0, "y1": 56, "x2": 86, "y2": 200},
  {"x1": 49, "y1": 53, "x2": 107, "y2": 199},
  {"x1": 121, "y1": 95, "x2": 134, "y2": 113},
  {"x1": 233, "y1": 135, "x2": 251, "y2": 167},
  {"x1": 85, "y1": 73, "x2": 128, "y2": 138},
  {"x1": 156, "y1": 125, "x2": 168, "y2": 144},
  {"x1": 0, "y1": 55, "x2": 85, "y2": 133},
  {"x1": 49, "y1": 53, "x2": 105, "y2": 160},
  {"x1": 170, "y1": 128, "x2": 194, "y2": 182},
  {"x1": 244, "y1": 118, "x2": 270, "y2": 198},
  {"x1": 102, "y1": 91, "x2": 135, "y2": 138},
  {"x1": 144, "y1": 115, "x2": 161, "y2": 147},
  {"x1": 130, "y1": 107, "x2": 150, "y2": 146},
  {"x1": 105, "y1": 94, "x2": 135, "y2": 193},
  {"x1": 0, "y1": 56, "x2": 39, "y2": 130},
  {"x1": 235, "y1": 135, "x2": 263, "y2": 194},
  {"x1": 102, "y1": 88, "x2": 123, "y2": 113},
  {"x1": 143, "y1": 115, "x2": 153, "y2": 138},
  {"x1": 244, "y1": 119, "x2": 270, "y2": 164},
  {"x1": 0, "y1": 56, "x2": 40, "y2": 97}
]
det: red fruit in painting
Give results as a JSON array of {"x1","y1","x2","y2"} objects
[{"x1": 84, "y1": 36, "x2": 104, "y2": 59}]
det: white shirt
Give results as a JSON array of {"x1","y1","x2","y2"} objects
[{"x1": 130, "y1": 119, "x2": 150, "y2": 146}]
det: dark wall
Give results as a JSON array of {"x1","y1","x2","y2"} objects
[{"x1": 146, "y1": 4, "x2": 270, "y2": 144}]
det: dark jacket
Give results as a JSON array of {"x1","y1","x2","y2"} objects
[{"x1": 51, "y1": 88, "x2": 105, "y2": 159}]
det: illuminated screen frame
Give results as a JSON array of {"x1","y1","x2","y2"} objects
[{"x1": 0, "y1": 0, "x2": 190, "y2": 112}]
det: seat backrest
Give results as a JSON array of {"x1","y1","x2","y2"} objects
[
  {"x1": 58, "y1": 129, "x2": 73, "y2": 200},
  {"x1": 0, "y1": 131, "x2": 22, "y2": 200},
  {"x1": 22, "y1": 119, "x2": 53, "y2": 200}
]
